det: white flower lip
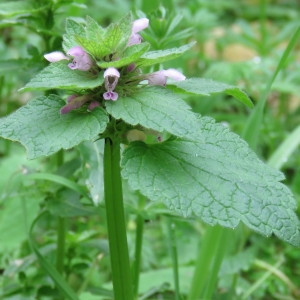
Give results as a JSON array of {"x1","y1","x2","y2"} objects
[{"x1": 44, "y1": 51, "x2": 69, "y2": 62}]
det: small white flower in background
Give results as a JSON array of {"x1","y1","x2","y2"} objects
[
  {"x1": 103, "y1": 67, "x2": 120, "y2": 101},
  {"x1": 147, "y1": 69, "x2": 186, "y2": 86}
]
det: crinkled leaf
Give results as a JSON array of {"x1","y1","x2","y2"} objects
[
  {"x1": 63, "y1": 18, "x2": 86, "y2": 52},
  {"x1": 79, "y1": 140, "x2": 104, "y2": 205},
  {"x1": 97, "y1": 43, "x2": 150, "y2": 68},
  {"x1": 0, "y1": 1, "x2": 38, "y2": 16},
  {"x1": 170, "y1": 78, "x2": 253, "y2": 108},
  {"x1": 136, "y1": 42, "x2": 195, "y2": 67},
  {"x1": 105, "y1": 86, "x2": 200, "y2": 139},
  {"x1": 121, "y1": 117, "x2": 300, "y2": 246},
  {"x1": 0, "y1": 95, "x2": 109, "y2": 159},
  {"x1": 20, "y1": 61, "x2": 104, "y2": 91}
]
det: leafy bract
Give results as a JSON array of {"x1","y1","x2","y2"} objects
[
  {"x1": 121, "y1": 117, "x2": 300, "y2": 246},
  {"x1": 169, "y1": 78, "x2": 253, "y2": 108},
  {"x1": 0, "y1": 95, "x2": 109, "y2": 159},
  {"x1": 75, "y1": 14, "x2": 133, "y2": 59},
  {"x1": 97, "y1": 43, "x2": 150, "y2": 68},
  {"x1": 20, "y1": 61, "x2": 103, "y2": 91},
  {"x1": 136, "y1": 42, "x2": 195, "y2": 67},
  {"x1": 105, "y1": 86, "x2": 200, "y2": 139}
]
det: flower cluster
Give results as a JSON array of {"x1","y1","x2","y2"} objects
[{"x1": 44, "y1": 17, "x2": 186, "y2": 113}]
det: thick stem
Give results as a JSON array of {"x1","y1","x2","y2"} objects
[{"x1": 103, "y1": 137, "x2": 133, "y2": 299}]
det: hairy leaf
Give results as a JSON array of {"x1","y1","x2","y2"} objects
[
  {"x1": 105, "y1": 86, "x2": 200, "y2": 139},
  {"x1": 20, "y1": 61, "x2": 103, "y2": 91},
  {"x1": 170, "y1": 78, "x2": 253, "y2": 108},
  {"x1": 0, "y1": 95, "x2": 108, "y2": 159},
  {"x1": 63, "y1": 18, "x2": 86, "y2": 52},
  {"x1": 136, "y1": 42, "x2": 195, "y2": 67},
  {"x1": 122, "y1": 117, "x2": 300, "y2": 246}
]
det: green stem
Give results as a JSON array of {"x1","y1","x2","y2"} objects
[
  {"x1": 132, "y1": 207, "x2": 144, "y2": 298},
  {"x1": 56, "y1": 217, "x2": 66, "y2": 275},
  {"x1": 188, "y1": 225, "x2": 230, "y2": 300},
  {"x1": 166, "y1": 217, "x2": 180, "y2": 300},
  {"x1": 104, "y1": 137, "x2": 133, "y2": 300}
]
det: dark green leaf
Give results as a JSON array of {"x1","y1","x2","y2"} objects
[
  {"x1": 0, "y1": 95, "x2": 108, "y2": 159},
  {"x1": 105, "y1": 86, "x2": 200, "y2": 139},
  {"x1": 121, "y1": 117, "x2": 300, "y2": 246}
]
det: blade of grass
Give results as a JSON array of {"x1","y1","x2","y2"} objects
[
  {"x1": 26, "y1": 173, "x2": 89, "y2": 198},
  {"x1": 165, "y1": 216, "x2": 181, "y2": 300},
  {"x1": 132, "y1": 194, "x2": 146, "y2": 298},
  {"x1": 29, "y1": 211, "x2": 79, "y2": 300},
  {"x1": 188, "y1": 225, "x2": 230, "y2": 300},
  {"x1": 268, "y1": 124, "x2": 300, "y2": 169},
  {"x1": 242, "y1": 26, "x2": 300, "y2": 150}
]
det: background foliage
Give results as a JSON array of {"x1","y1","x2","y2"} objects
[{"x1": 0, "y1": 0, "x2": 300, "y2": 299}]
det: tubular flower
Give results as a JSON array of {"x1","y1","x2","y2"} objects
[
  {"x1": 147, "y1": 69, "x2": 186, "y2": 86},
  {"x1": 44, "y1": 46, "x2": 92, "y2": 71},
  {"x1": 127, "y1": 18, "x2": 149, "y2": 46},
  {"x1": 103, "y1": 67, "x2": 120, "y2": 101},
  {"x1": 67, "y1": 46, "x2": 93, "y2": 71},
  {"x1": 44, "y1": 51, "x2": 68, "y2": 62}
]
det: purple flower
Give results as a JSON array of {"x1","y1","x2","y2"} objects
[
  {"x1": 60, "y1": 94, "x2": 89, "y2": 114},
  {"x1": 128, "y1": 18, "x2": 149, "y2": 46},
  {"x1": 67, "y1": 46, "x2": 93, "y2": 71},
  {"x1": 103, "y1": 67, "x2": 120, "y2": 101},
  {"x1": 44, "y1": 51, "x2": 69, "y2": 62},
  {"x1": 147, "y1": 69, "x2": 186, "y2": 86}
]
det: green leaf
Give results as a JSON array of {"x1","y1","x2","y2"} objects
[
  {"x1": 136, "y1": 42, "x2": 195, "y2": 67},
  {"x1": 0, "y1": 95, "x2": 109, "y2": 159},
  {"x1": 20, "y1": 61, "x2": 104, "y2": 91},
  {"x1": 47, "y1": 189, "x2": 96, "y2": 217},
  {"x1": 121, "y1": 117, "x2": 300, "y2": 246},
  {"x1": 169, "y1": 78, "x2": 253, "y2": 108},
  {"x1": 75, "y1": 14, "x2": 133, "y2": 59},
  {"x1": 97, "y1": 43, "x2": 150, "y2": 68},
  {"x1": 0, "y1": 1, "x2": 38, "y2": 17},
  {"x1": 63, "y1": 18, "x2": 86, "y2": 52},
  {"x1": 105, "y1": 86, "x2": 200, "y2": 139}
]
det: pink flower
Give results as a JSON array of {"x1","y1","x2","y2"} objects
[
  {"x1": 103, "y1": 67, "x2": 120, "y2": 101},
  {"x1": 147, "y1": 69, "x2": 186, "y2": 86},
  {"x1": 44, "y1": 46, "x2": 93, "y2": 71},
  {"x1": 67, "y1": 46, "x2": 93, "y2": 71},
  {"x1": 127, "y1": 18, "x2": 149, "y2": 46}
]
